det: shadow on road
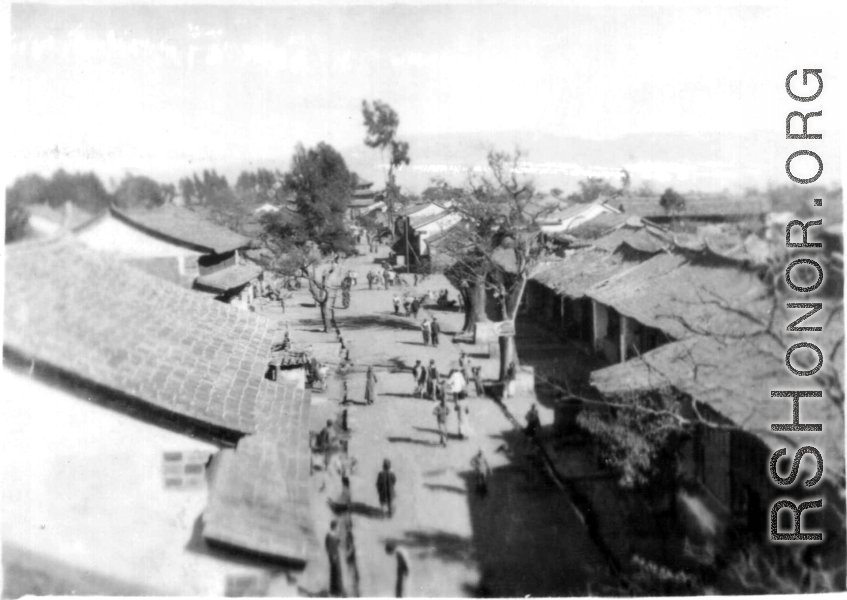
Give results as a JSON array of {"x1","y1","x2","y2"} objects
[
  {"x1": 424, "y1": 483, "x2": 467, "y2": 495},
  {"x1": 305, "y1": 314, "x2": 423, "y2": 332},
  {"x1": 382, "y1": 529, "x2": 474, "y2": 564},
  {"x1": 460, "y1": 435, "x2": 604, "y2": 597},
  {"x1": 328, "y1": 500, "x2": 385, "y2": 520},
  {"x1": 412, "y1": 426, "x2": 464, "y2": 441},
  {"x1": 387, "y1": 436, "x2": 440, "y2": 447}
]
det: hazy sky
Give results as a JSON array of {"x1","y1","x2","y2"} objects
[{"x1": 8, "y1": 2, "x2": 844, "y2": 190}]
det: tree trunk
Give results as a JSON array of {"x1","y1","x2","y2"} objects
[
  {"x1": 318, "y1": 299, "x2": 330, "y2": 332},
  {"x1": 462, "y1": 280, "x2": 489, "y2": 333},
  {"x1": 498, "y1": 275, "x2": 528, "y2": 381},
  {"x1": 328, "y1": 287, "x2": 338, "y2": 329},
  {"x1": 499, "y1": 335, "x2": 517, "y2": 382}
]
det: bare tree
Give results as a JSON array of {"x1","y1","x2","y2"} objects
[
  {"x1": 436, "y1": 149, "x2": 555, "y2": 379},
  {"x1": 270, "y1": 243, "x2": 343, "y2": 332}
]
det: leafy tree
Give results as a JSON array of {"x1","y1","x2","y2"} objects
[
  {"x1": 235, "y1": 168, "x2": 279, "y2": 198},
  {"x1": 270, "y1": 242, "x2": 344, "y2": 333},
  {"x1": 7, "y1": 170, "x2": 111, "y2": 214},
  {"x1": 566, "y1": 177, "x2": 620, "y2": 204},
  {"x1": 354, "y1": 210, "x2": 380, "y2": 237},
  {"x1": 362, "y1": 99, "x2": 411, "y2": 230},
  {"x1": 633, "y1": 181, "x2": 656, "y2": 197},
  {"x1": 284, "y1": 142, "x2": 356, "y2": 255},
  {"x1": 178, "y1": 177, "x2": 197, "y2": 204},
  {"x1": 6, "y1": 173, "x2": 49, "y2": 206},
  {"x1": 5, "y1": 196, "x2": 31, "y2": 243},
  {"x1": 421, "y1": 178, "x2": 464, "y2": 205},
  {"x1": 659, "y1": 187, "x2": 686, "y2": 215},
  {"x1": 114, "y1": 175, "x2": 167, "y2": 209}
]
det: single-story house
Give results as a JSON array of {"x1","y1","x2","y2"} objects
[
  {"x1": 76, "y1": 204, "x2": 262, "y2": 307},
  {"x1": 3, "y1": 237, "x2": 317, "y2": 594}
]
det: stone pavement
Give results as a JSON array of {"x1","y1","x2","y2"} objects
[{"x1": 256, "y1": 244, "x2": 608, "y2": 597}]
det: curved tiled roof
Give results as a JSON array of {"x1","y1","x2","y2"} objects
[
  {"x1": 195, "y1": 264, "x2": 263, "y2": 293},
  {"x1": 4, "y1": 237, "x2": 295, "y2": 438},
  {"x1": 111, "y1": 204, "x2": 251, "y2": 254},
  {"x1": 590, "y1": 331, "x2": 844, "y2": 477}
]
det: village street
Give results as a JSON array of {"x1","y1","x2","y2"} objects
[{"x1": 256, "y1": 244, "x2": 608, "y2": 597}]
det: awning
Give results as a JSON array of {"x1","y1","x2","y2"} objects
[{"x1": 195, "y1": 264, "x2": 263, "y2": 293}]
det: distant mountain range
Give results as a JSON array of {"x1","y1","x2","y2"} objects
[
  {"x1": 19, "y1": 130, "x2": 838, "y2": 197},
  {"x1": 341, "y1": 130, "x2": 842, "y2": 196}
]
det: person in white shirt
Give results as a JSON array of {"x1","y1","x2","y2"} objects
[{"x1": 447, "y1": 368, "x2": 466, "y2": 403}]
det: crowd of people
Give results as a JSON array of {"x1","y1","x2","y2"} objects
[{"x1": 304, "y1": 248, "x2": 541, "y2": 598}]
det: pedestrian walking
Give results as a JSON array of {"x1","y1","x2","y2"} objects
[
  {"x1": 365, "y1": 366, "x2": 379, "y2": 405},
  {"x1": 412, "y1": 360, "x2": 425, "y2": 397},
  {"x1": 447, "y1": 368, "x2": 466, "y2": 403},
  {"x1": 433, "y1": 399, "x2": 451, "y2": 446},
  {"x1": 436, "y1": 378, "x2": 447, "y2": 402},
  {"x1": 345, "y1": 522, "x2": 359, "y2": 592},
  {"x1": 430, "y1": 317, "x2": 441, "y2": 347},
  {"x1": 337, "y1": 475, "x2": 352, "y2": 513},
  {"x1": 403, "y1": 295, "x2": 412, "y2": 316},
  {"x1": 341, "y1": 278, "x2": 351, "y2": 309},
  {"x1": 392, "y1": 294, "x2": 401, "y2": 315},
  {"x1": 384, "y1": 271, "x2": 391, "y2": 290},
  {"x1": 385, "y1": 542, "x2": 411, "y2": 598},
  {"x1": 376, "y1": 459, "x2": 397, "y2": 517},
  {"x1": 459, "y1": 351, "x2": 472, "y2": 384},
  {"x1": 421, "y1": 319, "x2": 431, "y2": 346},
  {"x1": 325, "y1": 520, "x2": 343, "y2": 596},
  {"x1": 504, "y1": 361, "x2": 517, "y2": 399},
  {"x1": 456, "y1": 400, "x2": 467, "y2": 440},
  {"x1": 426, "y1": 360, "x2": 438, "y2": 400},
  {"x1": 525, "y1": 403, "x2": 541, "y2": 439},
  {"x1": 472, "y1": 365, "x2": 484, "y2": 397},
  {"x1": 279, "y1": 295, "x2": 286, "y2": 314},
  {"x1": 471, "y1": 450, "x2": 492, "y2": 497},
  {"x1": 410, "y1": 297, "x2": 420, "y2": 319},
  {"x1": 316, "y1": 419, "x2": 335, "y2": 469},
  {"x1": 367, "y1": 271, "x2": 374, "y2": 290}
]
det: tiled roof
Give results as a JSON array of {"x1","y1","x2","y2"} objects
[
  {"x1": 349, "y1": 196, "x2": 376, "y2": 208},
  {"x1": 590, "y1": 330, "x2": 844, "y2": 476},
  {"x1": 112, "y1": 204, "x2": 251, "y2": 254},
  {"x1": 591, "y1": 223, "x2": 671, "y2": 254},
  {"x1": 409, "y1": 209, "x2": 450, "y2": 230},
  {"x1": 618, "y1": 195, "x2": 770, "y2": 219},
  {"x1": 397, "y1": 202, "x2": 442, "y2": 217},
  {"x1": 585, "y1": 251, "x2": 770, "y2": 339},
  {"x1": 539, "y1": 201, "x2": 597, "y2": 223},
  {"x1": 195, "y1": 264, "x2": 263, "y2": 293},
  {"x1": 532, "y1": 248, "x2": 645, "y2": 298},
  {"x1": 203, "y1": 397, "x2": 315, "y2": 564},
  {"x1": 564, "y1": 212, "x2": 631, "y2": 239},
  {"x1": 4, "y1": 237, "x2": 295, "y2": 438},
  {"x1": 425, "y1": 220, "x2": 466, "y2": 246}
]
